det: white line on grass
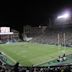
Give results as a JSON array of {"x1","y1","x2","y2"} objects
[
  {"x1": 2, "y1": 52, "x2": 22, "y2": 66},
  {"x1": 33, "y1": 56, "x2": 58, "y2": 66},
  {"x1": 33, "y1": 60, "x2": 50, "y2": 66},
  {"x1": 2, "y1": 52, "x2": 16, "y2": 63}
]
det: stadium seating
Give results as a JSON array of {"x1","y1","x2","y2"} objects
[
  {"x1": 0, "y1": 63, "x2": 72, "y2": 72},
  {"x1": 28, "y1": 27, "x2": 72, "y2": 46}
]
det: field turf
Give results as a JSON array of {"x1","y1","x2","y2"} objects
[{"x1": 0, "y1": 42, "x2": 72, "y2": 66}]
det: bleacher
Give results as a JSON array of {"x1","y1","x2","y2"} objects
[
  {"x1": 29, "y1": 27, "x2": 72, "y2": 46},
  {"x1": 0, "y1": 63, "x2": 72, "y2": 72}
]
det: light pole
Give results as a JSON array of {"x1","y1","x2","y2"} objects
[{"x1": 56, "y1": 11, "x2": 70, "y2": 55}]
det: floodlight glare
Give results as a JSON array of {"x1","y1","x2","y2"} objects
[{"x1": 57, "y1": 12, "x2": 70, "y2": 19}]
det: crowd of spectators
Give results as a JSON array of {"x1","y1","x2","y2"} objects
[
  {"x1": 0, "y1": 61, "x2": 72, "y2": 72},
  {"x1": 31, "y1": 29, "x2": 72, "y2": 46}
]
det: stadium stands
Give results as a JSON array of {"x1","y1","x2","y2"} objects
[
  {"x1": 27, "y1": 27, "x2": 72, "y2": 46},
  {"x1": 0, "y1": 63, "x2": 72, "y2": 72}
]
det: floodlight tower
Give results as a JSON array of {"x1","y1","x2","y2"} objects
[{"x1": 57, "y1": 11, "x2": 70, "y2": 54}]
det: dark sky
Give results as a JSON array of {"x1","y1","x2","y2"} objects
[{"x1": 0, "y1": 0, "x2": 72, "y2": 29}]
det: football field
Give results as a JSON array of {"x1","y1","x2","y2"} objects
[{"x1": 0, "y1": 42, "x2": 72, "y2": 66}]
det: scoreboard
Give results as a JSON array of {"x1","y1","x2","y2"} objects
[{"x1": 0, "y1": 27, "x2": 10, "y2": 33}]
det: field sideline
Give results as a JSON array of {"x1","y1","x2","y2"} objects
[{"x1": 0, "y1": 42, "x2": 72, "y2": 66}]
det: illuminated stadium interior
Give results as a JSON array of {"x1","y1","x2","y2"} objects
[{"x1": 0, "y1": 1, "x2": 72, "y2": 72}]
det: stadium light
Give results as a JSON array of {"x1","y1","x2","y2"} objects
[{"x1": 57, "y1": 11, "x2": 70, "y2": 19}]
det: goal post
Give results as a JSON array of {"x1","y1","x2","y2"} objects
[
  {"x1": 63, "y1": 32, "x2": 66, "y2": 53},
  {"x1": 58, "y1": 33, "x2": 60, "y2": 45},
  {"x1": 57, "y1": 32, "x2": 66, "y2": 55}
]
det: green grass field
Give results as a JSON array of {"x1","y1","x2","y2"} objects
[{"x1": 0, "y1": 42, "x2": 72, "y2": 66}]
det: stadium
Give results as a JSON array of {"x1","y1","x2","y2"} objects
[
  {"x1": 0, "y1": 24, "x2": 72, "y2": 71},
  {"x1": 1, "y1": 2, "x2": 72, "y2": 72}
]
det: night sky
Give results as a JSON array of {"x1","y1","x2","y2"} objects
[{"x1": 0, "y1": 0, "x2": 72, "y2": 31}]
